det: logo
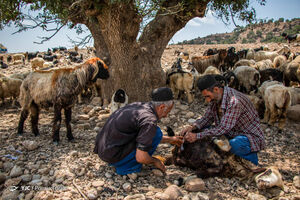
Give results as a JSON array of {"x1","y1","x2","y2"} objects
[{"x1": 10, "y1": 186, "x2": 19, "y2": 191}]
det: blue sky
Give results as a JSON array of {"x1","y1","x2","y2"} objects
[{"x1": 0, "y1": 0, "x2": 299, "y2": 53}]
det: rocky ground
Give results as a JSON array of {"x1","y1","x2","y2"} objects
[{"x1": 0, "y1": 43, "x2": 300, "y2": 200}]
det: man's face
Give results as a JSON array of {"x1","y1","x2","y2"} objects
[
  {"x1": 158, "y1": 102, "x2": 174, "y2": 119},
  {"x1": 202, "y1": 87, "x2": 223, "y2": 104}
]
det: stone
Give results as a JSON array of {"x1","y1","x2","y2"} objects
[
  {"x1": 163, "y1": 185, "x2": 183, "y2": 200},
  {"x1": 87, "y1": 189, "x2": 98, "y2": 200},
  {"x1": 152, "y1": 169, "x2": 164, "y2": 177},
  {"x1": 287, "y1": 105, "x2": 300, "y2": 122},
  {"x1": 247, "y1": 193, "x2": 267, "y2": 200},
  {"x1": 98, "y1": 113, "x2": 110, "y2": 121},
  {"x1": 2, "y1": 189, "x2": 19, "y2": 200},
  {"x1": 105, "y1": 172, "x2": 112, "y2": 178},
  {"x1": 124, "y1": 194, "x2": 146, "y2": 200},
  {"x1": 69, "y1": 150, "x2": 79, "y2": 157},
  {"x1": 179, "y1": 105, "x2": 189, "y2": 111},
  {"x1": 155, "y1": 192, "x2": 170, "y2": 200},
  {"x1": 10, "y1": 165, "x2": 23, "y2": 178},
  {"x1": 123, "y1": 182, "x2": 132, "y2": 192},
  {"x1": 186, "y1": 112, "x2": 195, "y2": 118},
  {"x1": 92, "y1": 180, "x2": 105, "y2": 187},
  {"x1": 127, "y1": 173, "x2": 138, "y2": 180},
  {"x1": 188, "y1": 118, "x2": 196, "y2": 124},
  {"x1": 22, "y1": 140, "x2": 39, "y2": 151},
  {"x1": 77, "y1": 114, "x2": 90, "y2": 120},
  {"x1": 91, "y1": 97, "x2": 102, "y2": 105},
  {"x1": 3, "y1": 162, "x2": 14, "y2": 172},
  {"x1": 293, "y1": 176, "x2": 300, "y2": 189},
  {"x1": 185, "y1": 177, "x2": 206, "y2": 192},
  {"x1": 4, "y1": 177, "x2": 22, "y2": 187},
  {"x1": 196, "y1": 192, "x2": 210, "y2": 200},
  {"x1": 0, "y1": 172, "x2": 6, "y2": 184},
  {"x1": 20, "y1": 174, "x2": 32, "y2": 182}
]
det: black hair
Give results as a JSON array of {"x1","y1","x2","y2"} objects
[{"x1": 197, "y1": 74, "x2": 223, "y2": 92}]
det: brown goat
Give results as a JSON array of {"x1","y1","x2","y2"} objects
[
  {"x1": 17, "y1": 57, "x2": 109, "y2": 144},
  {"x1": 191, "y1": 49, "x2": 227, "y2": 73}
]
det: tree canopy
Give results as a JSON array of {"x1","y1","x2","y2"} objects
[{"x1": 0, "y1": 0, "x2": 266, "y2": 45}]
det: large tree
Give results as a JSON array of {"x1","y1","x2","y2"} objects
[{"x1": 0, "y1": 0, "x2": 265, "y2": 102}]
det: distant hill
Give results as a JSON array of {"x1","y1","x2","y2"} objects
[{"x1": 178, "y1": 18, "x2": 300, "y2": 45}]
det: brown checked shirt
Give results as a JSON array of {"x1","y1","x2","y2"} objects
[{"x1": 195, "y1": 86, "x2": 265, "y2": 152}]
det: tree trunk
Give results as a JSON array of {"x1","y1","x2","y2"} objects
[{"x1": 78, "y1": 1, "x2": 208, "y2": 103}]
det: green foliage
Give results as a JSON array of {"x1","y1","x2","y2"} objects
[
  {"x1": 256, "y1": 30, "x2": 262, "y2": 38},
  {"x1": 206, "y1": 39, "x2": 213, "y2": 44},
  {"x1": 278, "y1": 17, "x2": 284, "y2": 22},
  {"x1": 242, "y1": 38, "x2": 248, "y2": 43},
  {"x1": 267, "y1": 18, "x2": 274, "y2": 23},
  {"x1": 247, "y1": 30, "x2": 255, "y2": 39}
]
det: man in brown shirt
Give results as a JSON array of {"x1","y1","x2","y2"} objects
[{"x1": 94, "y1": 87, "x2": 183, "y2": 175}]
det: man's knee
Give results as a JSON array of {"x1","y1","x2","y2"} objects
[{"x1": 229, "y1": 136, "x2": 251, "y2": 155}]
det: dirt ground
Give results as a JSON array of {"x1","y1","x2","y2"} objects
[{"x1": 0, "y1": 43, "x2": 299, "y2": 200}]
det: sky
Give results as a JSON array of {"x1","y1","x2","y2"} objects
[{"x1": 0, "y1": 0, "x2": 299, "y2": 53}]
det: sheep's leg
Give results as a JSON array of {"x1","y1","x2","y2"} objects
[
  {"x1": 278, "y1": 109, "x2": 287, "y2": 132},
  {"x1": 52, "y1": 105, "x2": 62, "y2": 144},
  {"x1": 268, "y1": 105, "x2": 277, "y2": 126},
  {"x1": 17, "y1": 109, "x2": 29, "y2": 135},
  {"x1": 30, "y1": 102, "x2": 40, "y2": 136},
  {"x1": 262, "y1": 105, "x2": 270, "y2": 124},
  {"x1": 64, "y1": 107, "x2": 74, "y2": 141},
  {"x1": 186, "y1": 90, "x2": 194, "y2": 104}
]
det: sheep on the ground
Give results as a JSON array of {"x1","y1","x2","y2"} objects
[
  {"x1": 233, "y1": 59, "x2": 256, "y2": 69},
  {"x1": 259, "y1": 81, "x2": 290, "y2": 131},
  {"x1": 273, "y1": 55, "x2": 287, "y2": 68},
  {"x1": 12, "y1": 54, "x2": 25, "y2": 65},
  {"x1": 259, "y1": 68, "x2": 284, "y2": 85},
  {"x1": 202, "y1": 66, "x2": 221, "y2": 75},
  {"x1": 283, "y1": 62, "x2": 300, "y2": 86},
  {"x1": 203, "y1": 48, "x2": 218, "y2": 56},
  {"x1": 166, "y1": 70, "x2": 194, "y2": 104},
  {"x1": 179, "y1": 52, "x2": 189, "y2": 61},
  {"x1": 191, "y1": 49, "x2": 227, "y2": 73},
  {"x1": 109, "y1": 89, "x2": 129, "y2": 114},
  {"x1": 17, "y1": 57, "x2": 109, "y2": 144},
  {"x1": 31, "y1": 57, "x2": 45, "y2": 71},
  {"x1": 237, "y1": 49, "x2": 248, "y2": 59},
  {"x1": 0, "y1": 77, "x2": 23, "y2": 106},
  {"x1": 246, "y1": 94, "x2": 265, "y2": 119},
  {"x1": 234, "y1": 66, "x2": 260, "y2": 94},
  {"x1": 281, "y1": 32, "x2": 300, "y2": 43},
  {"x1": 247, "y1": 46, "x2": 290, "y2": 62},
  {"x1": 287, "y1": 87, "x2": 300, "y2": 106},
  {"x1": 223, "y1": 46, "x2": 239, "y2": 70},
  {"x1": 255, "y1": 59, "x2": 273, "y2": 70},
  {"x1": 26, "y1": 51, "x2": 39, "y2": 62}
]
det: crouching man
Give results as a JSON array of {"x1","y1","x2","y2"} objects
[
  {"x1": 182, "y1": 75, "x2": 265, "y2": 165},
  {"x1": 94, "y1": 87, "x2": 183, "y2": 175}
]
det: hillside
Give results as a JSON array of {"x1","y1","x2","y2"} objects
[{"x1": 179, "y1": 18, "x2": 300, "y2": 45}]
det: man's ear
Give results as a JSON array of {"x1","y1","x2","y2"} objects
[{"x1": 213, "y1": 87, "x2": 219, "y2": 93}]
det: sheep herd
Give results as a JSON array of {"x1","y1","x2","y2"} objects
[{"x1": 166, "y1": 44, "x2": 300, "y2": 132}]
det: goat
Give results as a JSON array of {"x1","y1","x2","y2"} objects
[
  {"x1": 281, "y1": 32, "x2": 300, "y2": 43},
  {"x1": 0, "y1": 77, "x2": 23, "y2": 106},
  {"x1": 17, "y1": 57, "x2": 109, "y2": 144},
  {"x1": 234, "y1": 66, "x2": 260, "y2": 94},
  {"x1": 191, "y1": 49, "x2": 227, "y2": 73}
]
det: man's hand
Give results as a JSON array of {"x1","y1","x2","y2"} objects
[
  {"x1": 169, "y1": 136, "x2": 184, "y2": 146},
  {"x1": 180, "y1": 125, "x2": 195, "y2": 136},
  {"x1": 184, "y1": 132, "x2": 197, "y2": 143},
  {"x1": 153, "y1": 157, "x2": 166, "y2": 172}
]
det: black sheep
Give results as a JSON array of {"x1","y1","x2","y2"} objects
[{"x1": 259, "y1": 68, "x2": 283, "y2": 84}]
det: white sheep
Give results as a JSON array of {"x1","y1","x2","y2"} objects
[
  {"x1": 260, "y1": 82, "x2": 291, "y2": 131},
  {"x1": 234, "y1": 66, "x2": 260, "y2": 94},
  {"x1": 273, "y1": 55, "x2": 287, "y2": 68},
  {"x1": 255, "y1": 59, "x2": 273, "y2": 70},
  {"x1": 12, "y1": 53, "x2": 25, "y2": 65},
  {"x1": 233, "y1": 59, "x2": 256, "y2": 69},
  {"x1": 0, "y1": 77, "x2": 23, "y2": 105},
  {"x1": 31, "y1": 57, "x2": 45, "y2": 71},
  {"x1": 203, "y1": 66, "x2": 221, "y2": 75},
  {"x1": 287, "y1": 87, "x2": 300, "y2": 106}
]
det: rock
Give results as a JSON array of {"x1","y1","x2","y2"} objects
[
  {"x1": 155, "y1": 192, "x2": 170, "y2": 200},
  {"x1": 9, "y1": 165, "x2": 23, "y2": 178},
  {"x1": 2, "y1": 189, "x2": 19, "y2": 200},
  {"x1": 161, "y1": 118, "x2": 170, "y2": 124},
  {"x1": 179, "y1": 105, "x2": 189, "y2": 111},
  {"x1": 123, "y1": 182, "x2": 132, "y2": 192},
  {"x1": 127, "y1": 173, "x2": 138, "y2": 180},
  {"x1": 291, "y1": 195, "x2": 300, "y2": 200},
  {"x1": 188, "y1": 118, "x2": 196, "y2": 124},
  {"x1": 293, "y1": 176, "x2": 300, "y2": 189},
  {"x1": 124, "y1": 194, "x2": 146, "y2": 200},
  {"x1": 98, "y1": 113, "x2": 110, "y2": 121},
  {"x1": 22, "y1": 140, "x2": 39, "y2": 151},
  {"x1": 105, "y1": 172, "x2": 112, "y2": 178},
  {"x1": 69, "y1": 150, "x2": 79, "y2": 157},
  {"x1": 94, "y1": 127, "x2": 100, "y2": 132},
  {"x1": 196, "y1": 192, "x2": 210, "y2": 200},
  {"x1": 25, "y1": 192, "x2": 34, "y2": 200},
  {"x1": 152, "y1": 169, "x2": 164, "y2": 177},
  {"x1": 87, "y1": 189, "x2": 98, "y2": 200},
  {"x1": 186, "y1": 112, "x2": 195, "y2": 118},
  {"x1": 287, "y1": 105, "x2": 300, "y2": 121},
  {"x1": 77, "y1": 114, "x2": 90, "y2": 120},
  {"x1": 163, "y1": 185, "x2": 183, "y2": 200},
  {"x1": 247, "y1": 193, "x2": 267, "y2": 200},
  {"x1": 3, "y1": 162, "x2": 14, "y2": 172},
  {"x1": 0, "y1": 173, "x2": 6, "y2": 184},
  {"x1": 4, "y1": 177, "x2": 22, "y2": 187},
  {"x1": 91, "y1": 97, "x2": 102, "y2": 105},
  {"x1": 185, "y1": 177, "x2": 206, "y2": 192},
  {"x1": 20, "y1": 174, "x2": 32, "y2": 182},
  {"x1": 92, "y1": 180, "x2": 105, "y2": 187}
]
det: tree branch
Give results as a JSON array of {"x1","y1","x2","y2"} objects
[{"x1": 33, "y1": 24, "x2": 65, "y2": 44}]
